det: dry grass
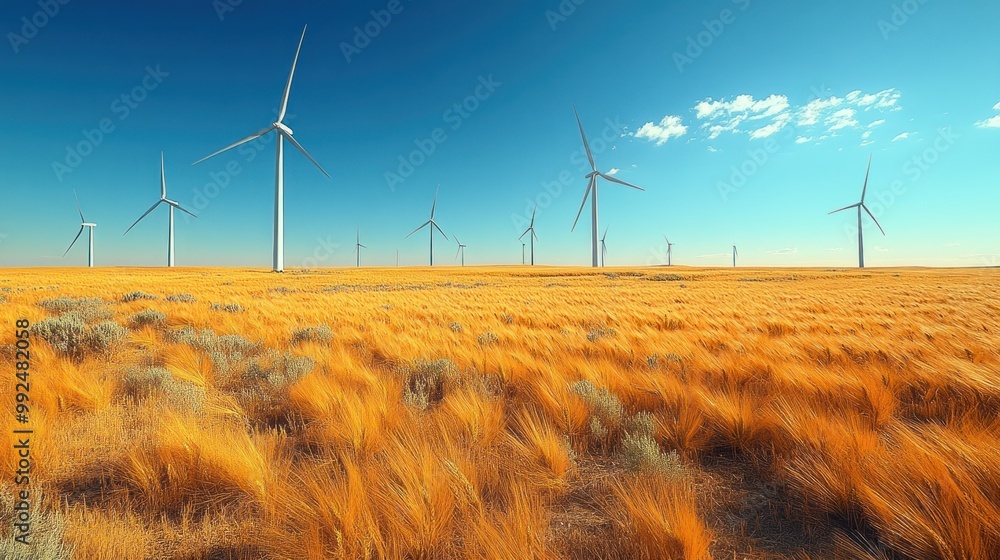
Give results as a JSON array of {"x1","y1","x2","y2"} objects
[{"x1": 0, "y1": 266, "x2": 997, "y2": 558}]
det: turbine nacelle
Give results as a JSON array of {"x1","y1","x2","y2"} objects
[
  {"x1": 274, "y1": 122, "x2": 294, "y2": 136},
  {"x1": 82, "y1": 223, "x2": 97, "y2": 228}
]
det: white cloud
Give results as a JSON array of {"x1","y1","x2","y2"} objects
[
  {"x1": 868, "y1": 119, "x2": 886, "y2": 128},
  {"x1": 798, "y1": 96, "x2": 843, "y2": 126},
  {"x1": 607, "y1": 168, "x2": 620, "y2": 176},
  {"x1": 874, "y1": 246, "x2": 889, "y2": 252},
  {"x1": 795, "y1": 136, "x2": 813, "y2": 144},
  {"x1": 994, "y1": 102, "x2": 1000, "y2": 111},
  {"x1": 635, "y1": 115, "x2": 688, "y2": 145},
  {"x1": 862, "y1": 130, "x2": 873, "y2": 140},
  {"x1": 693, "y1": 94, "x2": 790, "y2": 141},
  {"x1": 749, "y1": 113, "x2": 792, "y2": 139},
  {"x1": 860, "y1": 139, "x2": 875, "y2": 147},
  {"x1": 767, "y1": 248, "x2": 799, "y2": 255},
  {"x1": 892, "y1": 132, "x2": 912, "y2": 142},
  {"x1": 826, "y1": 109, "x2": 858, "y2": 132},
  {"x1": 975, "y1": 115, "x2": 1000, "y2": 129},
  {"x1": 828, "y1": 248, "x2": 844, "y2": 252},
  {"x1": 707, "y1": 146, "x2": 719, "y2": 153}
]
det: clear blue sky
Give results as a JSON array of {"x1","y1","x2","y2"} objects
[{"x1": 1, "y1": 0, "x2": 997, "y2": 267}]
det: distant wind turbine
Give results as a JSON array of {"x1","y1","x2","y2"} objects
[
  {"x1": 521, "y1": 242, "x2": 526, "y2": 265},
  {"x1": 600, "y1": 226, "x2": 609, "y2": 267},
  {"x1": 733, "y1": 244, "x2": 739, "y2": 268},
  {"x1": 829, "y1": 154, "x2": 885, "y2": 268},
  {"x1": 519, "y1": 205, "x2": 538, "y2": 266},
  {"x1": 354, "y1": 228, "x2": 367, "y2": 267},
  {"x1": 124, "y1": 153, "x2": 198, "y2": 267},
  {"x1": 571, "y1": 105, "x2": 645, "y2": 267},
  {"x1": 406, "y1": 186, "x2": 447, "y2": 266},
  {"x1": 193, "y1": 25, "x2": 330, "y2": 273},
  {"x1": 664, "y1": 236, "x2": 674, "y2": 266},
  {"x1": 63, "y1": 190, "x2": 97, "y2": 267},
  {"x1": 455, "y1": 237, "x2": 467, "y2": 266}
]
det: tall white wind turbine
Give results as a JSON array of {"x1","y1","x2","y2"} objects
[
  {"x1": 664, "y1": 236, "x2": 674, "y2": 266},
  {"x1": 732, "y1": 244, "x2": 739, "y2": 268},
  {"x1": 406, "y1": 186, "x2": 447, "y2": 266},
  {"x1": 829, "y1": 154, "x2": 885, "y2": 268},
  {"x1": 63, "y1": 190, "x2": 97, "y2": 267},
  {"x1": 519, "y1": 205, "x2": 538, "y2": 266},
  {"x1": 124, "y1": 153, "x2": 198, "y2": 267},
  {"x1": 600, "y1": 226, "x2": 609, "y2": 267},
  {"x1": 455, "y1": 237, "x2": 467, "y2": 266},
  {"x1": 193, "y1": 25, "x2": 330, "y2": 273},
  {"x1": 571, "y1": 105, "x2": 644, "y2": 267},
  {"x1": 354, "y1": 227, "x2": 367, "y2": 268}
]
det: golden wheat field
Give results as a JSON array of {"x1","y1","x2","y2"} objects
[{"x1": 0, "y1": 266, "x2": 997, "y2": 559}]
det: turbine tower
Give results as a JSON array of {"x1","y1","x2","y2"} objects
[
  {"x1": 354, "y1": 227, "x2": 367, "y2": 267},
  {"x1": 406, "y1": 186, "x2": 447, "y2": 266},
  {"x1": 455, "y1": 237, "x2": 467, "y2": 266},
  {"x1": 829, "y1": 154, "x2": 885, "y2": 268},
  {"x1": 600, "y1": 226, "x2": 609, "y2": 267},
  {"x1": 519, "y1": 205, "x2": 538, "y2": 266},
  {"x1": 124, "y1": 153, "x2": 198, "y2": 267},
  {"x1": 64, "y1": 190, "x2": 97, "y2": 267},
  {"x1": 664, "y1": 236, "x2": 674, "y2": 266},
  {"x1": 571, "y1": 105, "x2": 644, "y2": 267},
  {"x1": 521, "y1": 242, "x2": 526, "y2": 265},
  {"x1": 194, "y1": 25, "x2": 330, "y2": 273},
  {"x1": 733, "y1": 245, "x2": 739, "y2": 268}
]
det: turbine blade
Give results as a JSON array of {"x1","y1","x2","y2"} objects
[
  {"x1": 406, "y1": 221, "x2": 431, "y2": 238},
  {"x1": 283, "y1": 131, "x2": 331, "y2": 178},
  {"x1": 63, "y1": 226, "x2": 85, "y2": 257},
  {"x1": 193, "y1": 127, "x2": 275, "y2": 165},
  {"x1": 519, "y1": 229, "x2": 529, "y2": 240},
  {"x1": 456, "y1": 246, "x2": 462, "y2": 260},
  {"x1": 530, "y1": 205, "x2": 537, "y2": 228},
  {"x1": 160, "y1": 152, "x2": 167, "y2": 199},
  {"x1": 431, "y1": 185, "x2": 440, "y2": 219},
  {"x1": 359, "y1": 244, "x2": 367, "y2": 249},
  {"x1": 862, "y1": 204, "x2": 886, "y2": 236},
  {"x1": 432, "y1": 220, "x2": 448, "y2": 241},
  {"x1": 603, "y1": 225, "x2": 609, "y2": 240},
  {"x1": 860, "y1": 153, "x2": 872, "y2": 203},
  {"x1": 172, "y1": 203, "x2": 198, "y2": 219},
  {"x1": 571, "y1": 177, "x2": 595, "y2": 232},
  {"x1": 532, "y1": 229, "x2": 538, "y2": 242},
  {"x1": 73, "y1": 189, "x2": 85, "y2": 222},
  {"x1": 573, "y1": 104, "x2": 597, "y2": 172},
  {"x1": 600, "y1": 173, "x2": 644, "y2": 191},
  {"x1": 828, "y1": 203, "x2": 860, "y2": 215},
  {"x1": 278, "y1": 26, "x2": 307, "y2": 123},
  {"x1": 124, "y1": 201, "x2": 163, "y2": 236}
]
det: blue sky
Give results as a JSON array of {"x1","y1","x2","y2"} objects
[{"x1": 1, "y1": 0, "x2": 997, "y2": 268}]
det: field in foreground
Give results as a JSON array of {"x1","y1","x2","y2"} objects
[{"x1": 0, "y1": 266, "x2": 997, "y2": 559}]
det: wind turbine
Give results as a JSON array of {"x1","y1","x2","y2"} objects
[
  {"x1": 124, "y1": 153, "x2": 198, "y2": 267},
  {"x1": 521, "y1": 242, "x2": 526, "y2": 265},
  {"x1": 519, "y1": 205, "x2": 538, "y2": 266},
  {"x1": 455, "y1": 237, "x2": 467, "y2": 266},
  {"x1": 829, "y1": 154, "x2": 885, "y2": 268},
  {"x1": 664, "y1": 236, "x2": 674, "y2": 266},
  {"x1": 193, "y1": 25, "x2": 330, "y2": 273},
  {"x1": 354, "y1": 227, "x2": 367, "y2": 267},
  {"x1": 63, "y1": 190, "x2": 97, "y2": 267},
  {"x1": 571, "y1": 105, "x2": 644, "y2": 267},
  {"x1": 732, "y1": 244, "x2": 739, "y2": 268},
  {"x1": 600, "y1": 226, "x2": 609, "y2": 267},
  {"x1": 406, "y1": 186, "x2": 447, "y2": 266}
]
